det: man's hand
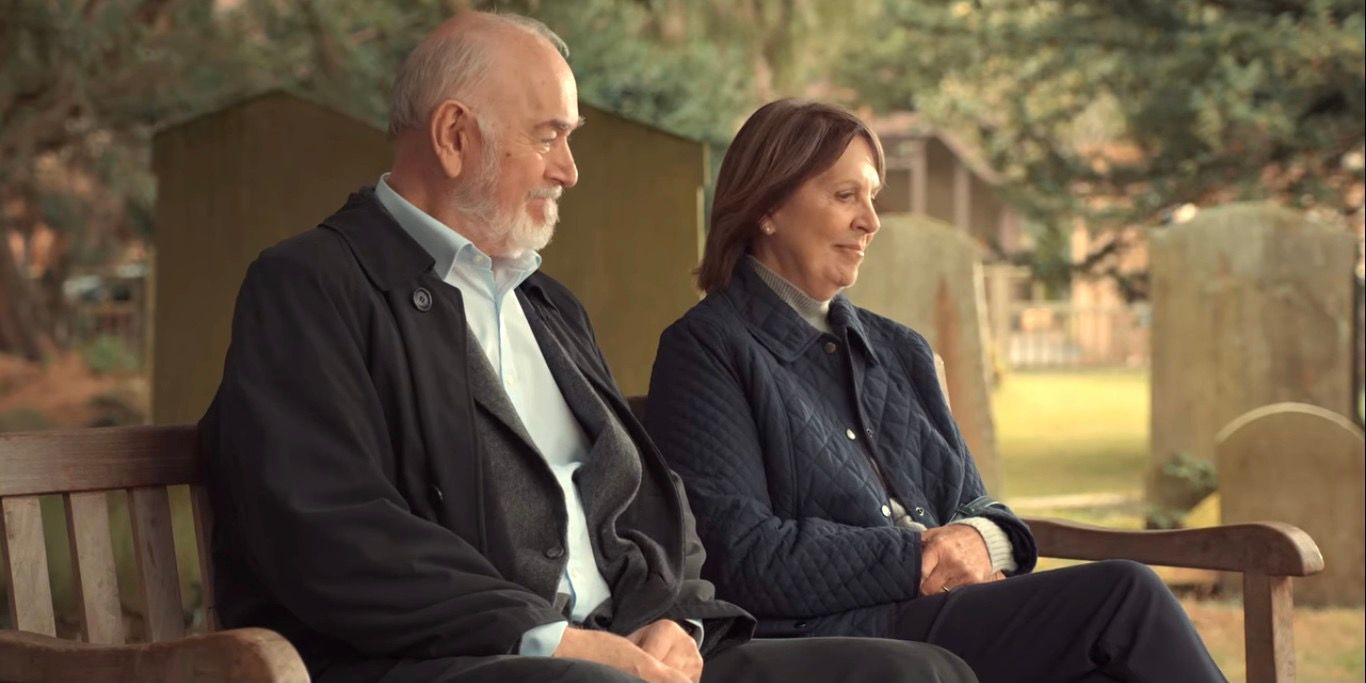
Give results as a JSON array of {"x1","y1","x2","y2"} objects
[
  {"x1": 553, "y1": 627, "x2": 692, "y2": 683},
  {"x1": 627, "y1": 620, "x2": 704, "y2": 683},
  {"x1": 918, "y1": 524, "x2": 999, "y2": 596}
]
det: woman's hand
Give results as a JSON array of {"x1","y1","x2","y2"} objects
[{"x1": 918, "y1": 524, "x2": 1000, "y2": 595}]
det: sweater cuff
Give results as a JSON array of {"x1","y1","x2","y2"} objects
[{"x1": 950, "y1": 516, "x2": 1019, "y2": 574}]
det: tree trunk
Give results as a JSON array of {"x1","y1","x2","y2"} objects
[{"x1": 0, "y1": 235, "x2": 54, "y2": 361}]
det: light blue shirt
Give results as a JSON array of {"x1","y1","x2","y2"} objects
[{"x1": 375, "y1": 175, "x2": 611, "y2": 655}]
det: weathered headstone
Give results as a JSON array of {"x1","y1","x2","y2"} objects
[
  {"x1": 848, "y1": 214, "x2": 1002, "y2": 494},
  {"x1": 1149, "y1": 202, "x2": 1357, "y2": 508},
  {"x1": 1217, "y1": 402, "x2": 1364, "y2": 606}
]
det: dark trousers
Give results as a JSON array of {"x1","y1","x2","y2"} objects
[
  {"x1": 321, "y1": 636, "x2": 976, "y2": 683},
  {"x1": 896, "y1": 560, "x2": 1226, "y2": 683}
]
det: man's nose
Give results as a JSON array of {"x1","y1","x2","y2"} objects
[{"x1": 549, "y1": 143, "x2": 578, "y2": 189}]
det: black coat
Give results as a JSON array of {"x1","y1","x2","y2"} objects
[
  {"x1": 645, "y1": 261, "x2": 1037, "y2": 638},
  {"x1": 200, "y1": 189, "x2": 752, "y2": 676}
]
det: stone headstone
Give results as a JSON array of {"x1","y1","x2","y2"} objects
[
  {"x1": 848, "y1": 214, "x2": 1002, "y2": 494},
  {"x1": 1149, "y1": 202, "x2": 1357, "y2": 508},
  {"x1": 1216, "y1": 402, "x2": 1364, "y2": 606}
]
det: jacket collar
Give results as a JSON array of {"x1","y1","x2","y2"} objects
[
  {"x1": 723, "y1": 259, "x2": 880, "y2": 366},
  {"x1": 323, "y1": 187, "x2": 565, "y2": 318},
  {"x1": 320, "y1": 187, "x2": 436, "y2": 292}
]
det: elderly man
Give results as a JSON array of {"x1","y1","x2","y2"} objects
[{"x1": 201, "y1": 10, "x2": 974, "y2": 683}]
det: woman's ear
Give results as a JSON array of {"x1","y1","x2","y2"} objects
[
  {"x1": 760, "y1": 213, "x2": 776, "y2": 235},
  {"x1": 430, "y1": 99, "x2": 473, "y2": 179}
]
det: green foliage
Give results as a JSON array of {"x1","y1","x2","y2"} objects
[
  {"x1": 0, "y1": 407, "x2": 52, "y2": 432},
  {"x1": 842, "y1": 0, "x2": 1366, "y2": 232},
  {"x1": 80, "y1": 334, "x2": 140, "y2": 375},
  {"x1": 1146, "y1": 451, "x2": 1219, "y2": 526},
  {"x1": 87, "y1": 388, "x2": 146, "y2": 427}
]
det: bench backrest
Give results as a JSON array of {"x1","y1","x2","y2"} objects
[{"x1": 0, "y1": 425, "x2": 213, "y2": 644}]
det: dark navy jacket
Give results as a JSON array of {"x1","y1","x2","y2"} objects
[{"x1": 645, "y1": 261, "x2": 1037, "y2": 638}]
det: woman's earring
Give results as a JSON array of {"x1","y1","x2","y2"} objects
[{"x1": 761, "y1": 222, "x2": 775, "y2": 235}]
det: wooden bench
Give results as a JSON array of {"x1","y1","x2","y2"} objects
[
  {"x1": 2, "y1": 419, "x2": 1324, "y2": 683},
  {"x1": 0, "y1": 425, "x2": 307, "y2": 683}
]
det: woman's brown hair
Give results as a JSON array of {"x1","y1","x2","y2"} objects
[{"x1": 696, "y1": 99, "x2": 885, "y2": 293}]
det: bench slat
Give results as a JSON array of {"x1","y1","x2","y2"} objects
[
  {"x1": 0, "y1": 426, "x2": 199, "y2": 497},
  {"x1": 128, "y1": 487, "x2": 185, "y2": 642},
  {"x1": 64, "y1": 492, "x2": 124, "y2": 644},
  {"x1": 190, "y1": 485, "x2": 219, "y2": 632},
  {"x1": 1, "y1": 496, "x2": 57, "y2": 636}
]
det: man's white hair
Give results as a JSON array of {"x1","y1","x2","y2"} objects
[{"x1": 387, "y1": 12, "x2": 569, "y2": 138}]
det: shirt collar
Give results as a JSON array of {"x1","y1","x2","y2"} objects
[{"x1": 374, "y1": 174, "x2": 541, "y2": 291}]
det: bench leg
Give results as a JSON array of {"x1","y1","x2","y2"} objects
[{"x1": 1244, "y1": 573, "x2": 1295, "y2": 683}]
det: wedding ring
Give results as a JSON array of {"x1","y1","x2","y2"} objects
[{"x1": 941, "y1": 586, "x2": 952, "y2": 593}]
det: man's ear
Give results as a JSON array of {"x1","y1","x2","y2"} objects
[{"x1": 430, "y1": 99, "x2": 473, "y2": 179}]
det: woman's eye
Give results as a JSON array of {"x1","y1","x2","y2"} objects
[{"x1": 836, "y1": 192, "x2": 855, "y2": 201}]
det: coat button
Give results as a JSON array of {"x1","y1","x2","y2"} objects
[
  {"x1": 544, "y1": 545, "x2": 565, "y2": 559},
  {"x1": 864, "y1": 428, "x2": 874, "y2": 438},
  {"x1": 914, "y1": 506, "x2": 926, "y2": 517},
  {"x1": 823, "y1": 341, "x2": 838, "y2": 354},
  {"x1": 412, "y1": 287, "x2": 432, "y2": 311},
  {"x1": 845, "y1": 428, "x2": 857, "y2": 440},
  {"x1": 880, "y1": 504, "x2": 892, "y2": 518},
  {"x1": 430, "y1": 485, "x2": 444, "y2": 502}
]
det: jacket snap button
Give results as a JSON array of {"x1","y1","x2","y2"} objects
[
  {"x1": 430, "y1": 485, "x2": 444, "y2": 502},
  {"x1": 880, "y1": 504, "x2": 892, "y2": 518},
  {"x1": 845, "y1": 428, "x2": 857, "y2": 440},
  {"x1": 823, "y1": 341, "x2": 838, "y2": 354},
  {"x1": 914, "y1": 506, "x2": 926, "y2": 516},
  {"x1": 544, "y1": 545, "x2": 565, "y2": 559},
  {"x1": 412, "y1": 287, "x2": 433, "y2": 311}
]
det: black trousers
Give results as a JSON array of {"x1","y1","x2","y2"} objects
[
  {"x1": 321, "y1": 636, "x2": 976, "y2": 683},
  {"x1": 896, "y1": 560, "x2": 1226, "y2": 683}
]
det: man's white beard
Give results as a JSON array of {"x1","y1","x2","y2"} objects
[{"x1": 451, "y1": 145, "x2": 560, "y2": 258}]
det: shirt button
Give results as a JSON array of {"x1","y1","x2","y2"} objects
[
  {"x1": 823, "y1": 341, "x2": 838, "y2": 354},
  {"x1": 845, "y1": 428, "x2": 857, "y2": 441},
  {"x1": 880, "y1": 504, "x2": 892, "y2": 518},
  {"x1": 914, "y1": 506, "x2": 927, "y2": 517},
  {"x1": 545, "y1": 545, "x2": 565, "y2": 559}
]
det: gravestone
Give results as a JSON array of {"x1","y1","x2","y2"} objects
[
  {"x1": 848, "y1": 214, "x2": 1002, "y2": 494},
  {"x1": 1217, "y1": 402, "x2": 1364, "y2": 606},
  {"x1": 151, "y1": 91, "x2": 705, "y2": 424},
  {"x1": 1149, "y1": 202, "x2": 1357, "y2": 508}
]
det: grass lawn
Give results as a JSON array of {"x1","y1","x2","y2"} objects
[
  {"x1": 992, "y1": 369, "x2": 1365, "y2": 683},
  {"x1": 993, "y1": 369, "x2": 1150, "y2": 500}
]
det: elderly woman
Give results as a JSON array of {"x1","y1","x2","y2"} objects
[{"x1": 645, "y1": 99, "x2": 1225, "y2": 683}]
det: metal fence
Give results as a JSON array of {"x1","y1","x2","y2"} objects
[{"x1": 1003, "y1": 300, "x2": 1151, "y2": 370}]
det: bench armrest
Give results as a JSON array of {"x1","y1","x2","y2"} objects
[
  {"x1": 1024, "y1": 517, "x2": 1324, "y2": 577},
  {"x1": 0, "y1": 627, "x2": 308, "y2": 683}
]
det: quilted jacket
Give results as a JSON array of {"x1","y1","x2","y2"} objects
[{"x1": 645, "y1": 261, "x2": 1037, "y2": 638}]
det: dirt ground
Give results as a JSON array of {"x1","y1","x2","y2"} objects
[{"x1": 0, "y1": 352, "x2": 148, "y2": 429}]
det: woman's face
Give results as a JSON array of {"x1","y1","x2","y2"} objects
[{"x1": 752, "y1": 136, "x2": 881, "y2": 301}]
